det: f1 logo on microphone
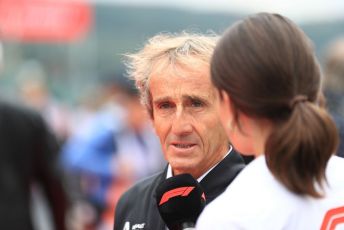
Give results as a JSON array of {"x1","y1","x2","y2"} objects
[
  {"x1": 159, "y1": 186, "x2": 206, "y2": 205},
  {"x1": 159, "y1": 186, "x2": 195, "y2": 205}
]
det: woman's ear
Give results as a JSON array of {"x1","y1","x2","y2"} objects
[
  {"x1": 220, "y1": 90, "x2": 230, "y2": 106},
  {"x1": 218, "y1": 90, "x2": 234, "y2": 134},
  {"x1": 220, "y1": 91, "x2": 232, "y2": 115}
]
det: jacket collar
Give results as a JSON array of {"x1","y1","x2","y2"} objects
[{"x1": 200, "y1": 149, "x2": 245, "y2": 204}]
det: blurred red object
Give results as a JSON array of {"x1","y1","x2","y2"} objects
[{"x1": 0, "y1": 0, "x2": 92, "y2": 42}]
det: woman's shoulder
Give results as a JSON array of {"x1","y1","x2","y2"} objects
[
  {"x1": 225, "y1": 155, "x2": 276, "y2": 193},
  {"x1": 197, "y1": 156, "x2": 301, "y2": 228},
  {"x1": 326, "y1": 155, "x2": 344, "y2": 188}
]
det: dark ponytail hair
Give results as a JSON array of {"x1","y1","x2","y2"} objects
[{"x1": 211, "y1": 13, "x2": 339, "y2": 197}]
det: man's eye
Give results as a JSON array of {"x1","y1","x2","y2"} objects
[
  {"x1": 158, "y1": 102, "x2": 172, "y2": 109},
  {"x1": 191, "y1": 100, "x2": 203, "y2": 107}
]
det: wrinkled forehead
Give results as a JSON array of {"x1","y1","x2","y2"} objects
[
  {"x1": 151, "y1": 55, "x2": 210, "y2": 78},
  {"x1": 149, "y1": 60, "x2": 217, "y2": 101}
]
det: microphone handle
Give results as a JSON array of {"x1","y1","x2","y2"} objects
[{"x1": 182, "y1": 222, "x2": 195, "y2": 230}]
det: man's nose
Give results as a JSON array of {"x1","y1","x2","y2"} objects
[{"x1": 171, "y1": 107, "x2": 193, "y2": 136}]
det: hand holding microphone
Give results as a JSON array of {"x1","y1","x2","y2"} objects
[{"x1": 155, "y1": 174, "x2": 206, "y2": 230}]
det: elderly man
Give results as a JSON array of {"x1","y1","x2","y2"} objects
[{"x1": 114, "y1": 32, "x2": 245, "y2": 230}]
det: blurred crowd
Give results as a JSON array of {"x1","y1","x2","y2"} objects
[
  {"x1": 323, "y1": 37, "x2": 344, "y2": 158},
  {"x1": 6, "y1": 58, "x2": 166, "y2": 230}
]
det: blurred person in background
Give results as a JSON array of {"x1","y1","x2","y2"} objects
[
  {"x1": 196, "y1": 13, "x2": 344, "y2": 229},
  {"x1": 114, "y1": 32, "x2": 246, "y2": 230},
  {"x1": 0, "y1": 41, "x2": 68, "y2": 230},
  {"x1": 16, "y1": 60, "x2": 72, "y2": 145},
  {"x1": 99, "y1": 77, "x2": 165, "y2": 230},
  {"x1": 61, "y1": 76, "x2": 164, "y2": 230},
  {"x1": 323, "y1": 37, "x2": 344, "y2": 157}
]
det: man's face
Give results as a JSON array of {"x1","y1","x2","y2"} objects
[{"x1": 150, "y1": 64, "x2": 229, "y2": 179}]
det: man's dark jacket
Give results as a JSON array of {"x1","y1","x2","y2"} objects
[
  {"x1": 114, "y1": 149, "x2": 245, "y2": 230},
  {"x1": 0, "y1": 102, "x2": 68, "y2": 230}
]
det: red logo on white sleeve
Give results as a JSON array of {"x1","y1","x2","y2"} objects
[{"x1": 321, "y1": 206, "x2": 344, "y2": 230}]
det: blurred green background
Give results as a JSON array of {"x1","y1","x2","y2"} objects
[{"x1": 1, "y1": 2, "x2": 344, "y2": 104}]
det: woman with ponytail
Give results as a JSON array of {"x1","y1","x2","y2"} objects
[{"x1": 197, "y1": 13, "x2": 344, "y2": 229}]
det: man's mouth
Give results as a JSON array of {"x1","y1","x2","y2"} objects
[
  {"x1": 171, "y1": 142, "x2": 196, "y2": 149},
  {"x1": 172, "y1": 143, "x2": 196, "y2": 149}
]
